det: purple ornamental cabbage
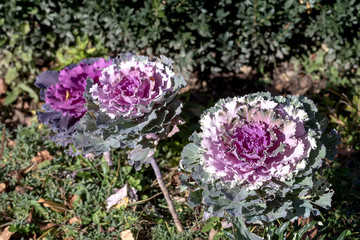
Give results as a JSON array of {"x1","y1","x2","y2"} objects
[
  {"x1": 180, "y1": 92, "x2": 340, "y2": 226},
  {"x1": 74, "y1": 54, "x2": 186, "y2": 169},
  {"x1": 35, "y1": 58, "x2": 112, "y2": 145},
  {"x1": 90, "y1": 56, "x2": 174, "y2": 119}
]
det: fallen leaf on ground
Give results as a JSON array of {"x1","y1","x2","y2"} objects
[
  {"x1": 239, "y1": 65, "x2": 252, "y2": 75},
  {"x1": 22, "y1": 162, "x2": 38, "y2": 174},
  {"x1": 0, "y1": 78, "x2": 7, "y2": 95},
  {"x1": 27, "y1": 208, "x2": 34, "y2": 223},
  {"x1": 106, "y1": 183, "x2": 138, "y2": 210},
  {"x1": 0, "y1": 182, "x2": 8, "y2": 193},
  {"x1": 8, "y1": 162, "x2": 39, "y2": 181},
  {"x1": 39, "y1": 223, "x2": 57, "y2": 231},
  {"x1": 7, "y1": 169, "x2": 23, "y2": 181},
  {"x1": 67, "y1": 195, "x2": 80, "y2": 209},
  {"x1": 209, "y1": 229, "x2": 218, "y2": 240},
  {"x1": 0, "y1": 226, "x2": 15, "y2": 240},
  {"x1": 120, "y1": 230, "x2": 135, "y2": 240},
  {"x1": 38, "y1": 198, "x2": 69, "y2": 212},
  {"x1": 115, "y1": 197, "x2": 129, "y2": 209},
  {"x1": 14, "y1": 185, "x2": 30, "y2": 193},
  {"x1": 7, "y1": 140, "x2": 17, "y2": 147},
  {"x1": 68, "y1": 216, "x2": 81, "y2": 224},
  {"x1": 31, "y1": 150, "x2": 53, "y2": 164},
  {"x1": 173, "y1": 196, "x2": 186, "y2": 203}
]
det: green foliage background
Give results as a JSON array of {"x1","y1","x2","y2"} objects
[{"x1": 1, "y1": 0, "x2": 360, "y2": 103}]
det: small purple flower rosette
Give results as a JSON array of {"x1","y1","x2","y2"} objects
[{"x1": 35, "y1": 58, "x2": 112, "y2": 146}]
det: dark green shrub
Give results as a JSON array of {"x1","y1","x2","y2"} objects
[{"x1": 0, "y1": 0, "x2": 359, "y2": 101}]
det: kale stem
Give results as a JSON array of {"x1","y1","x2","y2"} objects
[
  {"x1": 150, "y1": 157, "x2": 184, "y2": 232},
  {"x1": 103, "y1": 151, "x2": 113, "y2": 169}
]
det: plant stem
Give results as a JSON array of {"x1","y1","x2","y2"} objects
[
  {"x1": 71, "y1": 164, "x2": 100, "y2": 178},
  {"x1": 149, "y1": 157, "x2": 184, "y2": 232},
  {"x1": 103, "y1": 151, "x2": 113, "y2": 169}
]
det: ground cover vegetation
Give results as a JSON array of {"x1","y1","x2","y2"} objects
[{"x1": 0, "y1": 0, "x2": 359, "y2": 239}]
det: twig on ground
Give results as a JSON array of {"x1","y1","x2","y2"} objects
[
  {"x1": 71, "y1": 163, "x2": 101, "y2": 178},
  {"x1": 0, "y1": 126, "x2": 6, "y2": 162},
  {"x1": 127, "y1": 192, "x2": 163, "y2": 207},
  {"x1": 149, "y1": 158, "x2": 183, "y2": 232},
  {"x1": 37, "y1": 170, "x2": 72, "y2": 183}
]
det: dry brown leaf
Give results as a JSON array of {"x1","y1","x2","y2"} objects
[
  {"x1": 15, "y1": 185, "x2": 27, "y2": 194},
  {"x1": 63, "y1": 237, "x2": 75, "y2": 240},
  {"x1": 8, "y1": 169, "x2": 23, "y2": 181},
  {"x1": 0, "y1": 226, "x2": 15, "y2": 240},
  {"x1": 68, "y1": 216, "x2": 81, "y2": 225},
  {"x1": 209, "y1": 229, "x2": 218, "y2": 240},
  {"x1": 27, "y1": 208, "x2": 34, "y2": 223},
  {"x1": 173, "y1": 196, "x2": 186, "y2": 203},
  {"x1": 239, "y1": 65, "x2": 252, "y2": 75},
  {"x1": 22, "y1": 162, "x2": 38, "y2": 174},
  {"x1": 31, "y1": 150, "x2": 53, "y2": 164},
  {"x1": 0, "y1": 182, "x2": 8, "y2": 193},
  {"x1": 39, "y1": 223, "x2": 57, "y2": 231},
  {"x1": 0, "y1": 78, "x2": 7, "y2": 95},
  {"x1": 321, "y1": 43, "x2": 329, "y2": 52},
  {"x1": 25, "y1": 185, "x2": 34, "y2": 191},
  {"x1": 120, "y1": 230, "x2": 135, "y2": 240},
  {"x1": 67, "y1": 195, "x2": 80, "y2": 209},
  {"x1": 7, "y1": 140, "x2": 17, "y2": 147},
  {"x1": 38, "y1": 198, "x2": 69, "y2": 212}
]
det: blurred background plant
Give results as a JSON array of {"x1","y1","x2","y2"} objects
[
  {"x1": 54, "y1": 35, "x2": 108, "y2": 70},
  {"x1": 1, "y1": 0, "x2": 359, "y2": 103},
  {"x1": 323, "y1": 91, "x2": 360, "y2": 152}
]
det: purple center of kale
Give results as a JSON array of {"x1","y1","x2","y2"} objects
[{"x1": 233, "y1": 122, "x2": 271, "y2": 160}]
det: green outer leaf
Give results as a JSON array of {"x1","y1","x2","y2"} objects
[
  {"x1": 232, "y1": 217, "x2": 263, "y2": 240},
  {"x1": 336, "y1": 230, "x2": 350, "y2": 240},
  {"x1": 296, "y1": 221, "x2": 319, "y2": 240},
  {"x1": 18, "y1": 83, "x2": 39, "y2": 102},
  {"x1": 311, "y1": 191, "x2": 334, "y2": 209},
  {"x1": 4, "y1": 86, "x2": 20, "y2": 105},
  {"x1": 128, "y1": 145, "x2": 154, "y2": 171},
  {"x1": 4, "y1": 67, "x2": 19, "y2": 84},
  {"x1": 201, "y1": 217, "x2": 219, "y2": 233},
  {"x1": 188, "y1": 189, "x2": 203, "y2": 208},
  {"x1": 275, "y1": 221, "x2": 290, "y2": 240},
  {"x1": 318, "y1": 234, "x2": 327, "y2": 240},
  {"x1": 321, "y1": 129, "x2": 341, "y2": 160}
]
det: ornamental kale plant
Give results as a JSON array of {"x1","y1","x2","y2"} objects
[
  {"x1": 180, "y1": 92, "x2": 340, "y2": 237},
  {"x1": 35, "y1": 58, "x2": 112, "y2": 146},
  {"x1": 71, "y1": 53, "x2": 186, "y2": 232},
  {"x1": 35, "y1": 53, "x2": 186, "y2": 232},
  {"x1": 74, "y1": 53, "x2": 186, "y2": 169}
]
